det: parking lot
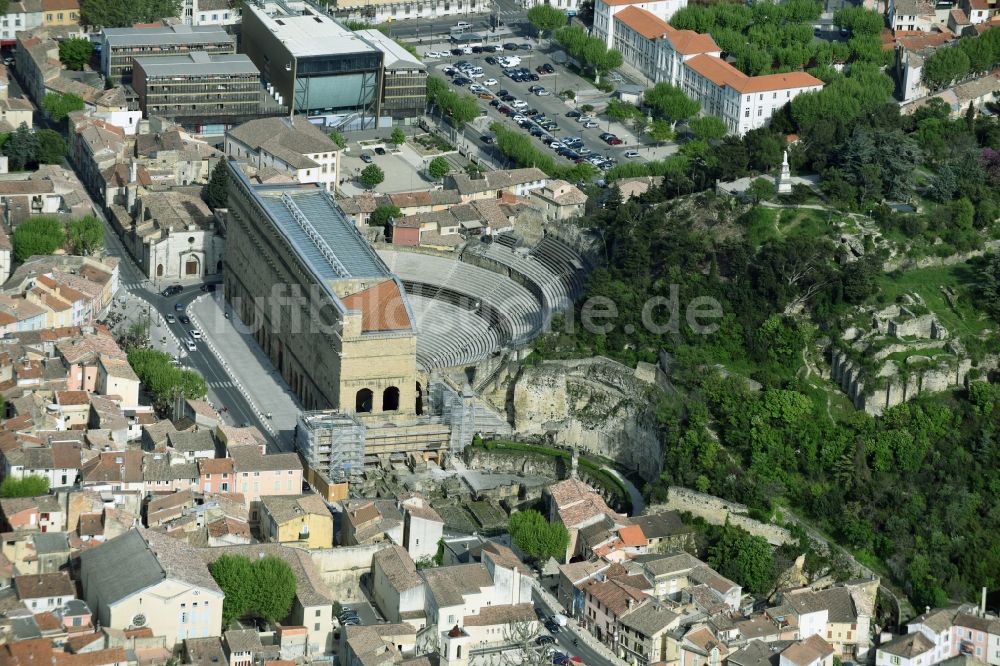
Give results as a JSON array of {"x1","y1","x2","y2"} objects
[{"x1": 424, "y1": 43, "x2": 652, "y2": 172}]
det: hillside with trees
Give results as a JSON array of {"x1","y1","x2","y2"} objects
[{"x1": 534, "y1": 89, "x2": 1000, "y2": 611}]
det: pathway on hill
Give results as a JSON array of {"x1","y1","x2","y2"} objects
[{"x1": 603, "y1": 466, "x2": 644, "y2": 516}]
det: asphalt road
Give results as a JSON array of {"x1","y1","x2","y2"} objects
[{"x1": 90, "y1": 204, "x2": 285, "y2": 453}]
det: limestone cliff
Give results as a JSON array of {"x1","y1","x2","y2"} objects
[{"x1": 509, "y1": 357, "x2": 663, "y2": 481}]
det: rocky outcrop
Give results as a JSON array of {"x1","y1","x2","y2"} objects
[{"x1": 508, "y1": 357, "x2": 662, "y2": 481}]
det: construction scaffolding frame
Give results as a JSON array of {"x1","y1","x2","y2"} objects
[{"x1": 295, "y1": 411, "x2": 365, "y2": 482}]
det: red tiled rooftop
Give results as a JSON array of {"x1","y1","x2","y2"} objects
[{"x1": 341, "y1": 280, "x2": 413, "y2": 333}]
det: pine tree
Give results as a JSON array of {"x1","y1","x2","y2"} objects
[
  {"x1": 4, "y1": 122, "x2": 38, "y2": 171},
  {"x1": 202, "y1": 160, "x2": 229, "y2": 209}
]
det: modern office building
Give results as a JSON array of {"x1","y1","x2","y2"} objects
[
  {"x1": 239, "y1": 1, "x2": 383, "y2": 129},
  {"x1": 100, "y1": 24, "x2": 235, "y2": 84},
  {"x1": 356, "y1": 30, "x2": 427, "y2": 122},
  {"x1": 131, "y1": 52, "x2": 282, "y2": 133}
]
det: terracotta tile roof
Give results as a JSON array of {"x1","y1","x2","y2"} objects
[
  {"x1": 879, "y1": 632, "x2": 935, "y2": 658},
  {"x1": 66, "y1": 632, "x2": 104, "y2": 653},
  {"x1": 199, "y1": 457, "x2": 234, "y2": 475},
  {"x1": 56, "y1": 390, "x2": 90, "y2": 406},
  {"x1": 685, "y1": 54, "x2": 823, "y2": 93},
  {"x1": 618, "y1": 524, "x2": 647, "y2": 547},
  {"x1": 41, "y1": 0, "x2": 80, "y2": 11},
  {"x1": 781, "y1": 635, "x2": 834, "y2": 666},
  {"x1": 373, "y1": 543, "x2": 423, "y2": 592},
  {"x1": 614, "y1": 6, "x2": 672, "y2": 39},
  {"x1": 14, "y1": 571, "x2": 75, "y2": 600},
  {"x1": 462, "y1": 603, "x2": 536, "y2": 626},
  {"x1": 586, "y1": 578, "x2": 648, "y2": 616},
  {"x1": 53, "y1": 647, "x2": 128, "y2": 666},
  {"x1": 0, "y1": 639, "x2": 53, "y2": 665},
  {"x1": 666, "y1": 28, "x2": 721, "y2": 55},
  {"x1": 341, "y1": 279, "x2": 413, "y2": 332},
  {"x1": 34, "y1": 610, "x2": 62, "y2": 632}
]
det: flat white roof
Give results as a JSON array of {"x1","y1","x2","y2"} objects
[{"x1": 245, "y1": 3, "x2": 378, "y2": 57}]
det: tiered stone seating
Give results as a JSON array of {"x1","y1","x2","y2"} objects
[
  {"x1": 463, "y1": 242, "x2": 572, "y2": 316},
  {"x1": 407, "y1": 294, "x2": 503, "y2": 370},
  {"x1": 530, "y1": 235, "x2": 588, "y2": 298},
  {"x1": 378, "y1": 249, "x2": 542, "y2": 348}
]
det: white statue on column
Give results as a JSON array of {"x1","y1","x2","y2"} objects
[{"x1": 776, "y1": 149, "x2": 792, "y2": 195}]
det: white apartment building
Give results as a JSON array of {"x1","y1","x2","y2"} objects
[
  {"x1": 594, "y1": 0, "x2": 687, "y2": 50},
  {"x1": 682, "y1": 54, "x2": 823, "y2": 135},
  {"x1": 0, "y1": 1, "x2": 43, "y2": 43},
  {"x1": 184, "y1": 0, "x2": 240, "y2": 26},
  {"x1": 887, "y1": 0, "x2": 940, "y2": 32},
  {"x1": 225, "y1": 115, "x2": 341, "y2": 193},
  {"x1": 607, "y1": 4, "x2": 822, "y2": 135}
]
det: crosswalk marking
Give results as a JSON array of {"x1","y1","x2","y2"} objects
[{"x1": 208, "y1": 381, "x2": 236, "y2": 389}]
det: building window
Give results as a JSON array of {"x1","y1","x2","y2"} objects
[{"x1": 315, "y1": 623, "x2": 320, "y2": 630}]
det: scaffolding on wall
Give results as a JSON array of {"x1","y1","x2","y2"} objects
[{"x1": 295, "y1": 411, "x2": 365, "y2": 482}]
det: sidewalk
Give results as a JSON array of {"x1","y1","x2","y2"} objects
[
  {"x1": 531, "y1": 580, "x2": 628, "y2": 666},
  {"x1": 188, "y1": 293, "x2": 302, "y2": 448}
]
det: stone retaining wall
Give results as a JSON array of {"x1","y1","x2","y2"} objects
[{"x1": 648, "y1": 486, "x2": 794, "y2": 546}]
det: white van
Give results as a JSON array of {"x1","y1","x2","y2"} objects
[{"x1": 455, "y1": 21, "x2": 472, "y2": 29}]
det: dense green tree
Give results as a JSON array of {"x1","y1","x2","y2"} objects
[
  {"x1": 923, "y1": 47, "x2": 971, "y2": 89},
  {"x1": 13, "y1": 217, "x2": 65, "y2": 262},
  {"x1": 977, "y1": 252, "x2": 1000, "y2": 321},
  {"x1": 833, "y1": 7, "x2": 885, "y2": 36},
  {"x1": 371, "y1": 205, "x2": 401, "y2": 233},
  {"x1": 427, "y1": 156, "x2": 451, "y2": 180},
  {"x1": 210, "y1": 554, "x2": 296, "y2": 624},
  {"x1": 527, "y1": 3, "x2": 567, "y2": 39},
  {"x1": 329, "y1": 130, "x2": 347, "y2": 150},
  {"x1": 647, "y1": 119, "x2": 674, "y2": 146},
  {"x1": 708, "y1": 523, "x2": 776, "y2": 594},
  {"x1": 360, "y1": 164, "x2": 385, "y2": 189},
  {"x1": 43, "y1": 92, "x2": 85, "y2": 122},
  {"x1": 67, "y1": 216, "x2": 104, "y2": 255},
  {"x1": 58, "y1": 37, "x2": 94, "y2": 71},
  {"x1": 4, "y1": 122, "x2": 39, "y2": 171},
  {"x1": 126, "y1": 348, "x2": 208, "y2": 409},
  {"x1": 390, "y1": 128, "x2": 406, "y2": 147},
  {"x1": 202, "y1": 160, "x2": 229, "y2": 209},
  {"x1": 508, "y1": 510, "x2": 570, "y2": 561},
  {"x1": 35, "y1": 129, "x2": 66, "y2": 165},
  {"x1": 747, "y1": 177, "x2": 776, "y2": 203},
  {"x1": 80, "y1": 0, "x2": 182, "y2": 27},
  {"x1": 645, "y1": 83, "x2": 699, "y2": 128},
  {"x1": 0, "y1": 475, "x2": 49, "y2": 498},
  {"x1": 426, "y1": 76, "x2": 480, "y2": 126},
  {"x1": 689, "y1": 116, "x2": 729, "y2": 141}
]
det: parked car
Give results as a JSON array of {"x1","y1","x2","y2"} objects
[
  {"x1": 606, "y1": 137, "x2": 623, "y2": 145},
  {"x1": 496, "y1": 89, "x2": 509, "y2": 97},
  {"x1": 536, "y1": 636, "x2": 555, "y2": 645},
  {"x1": 518, "y1": 43, "x2": 532, "y2": 50},
  {"x1": 535, "y1": 88, "x2": 551, "y2": 96},
  {"x1": 489, "y1": 98, "x2": 501, "y2": 107},
  {"x1": 360, "y1": 153, "x2": 373, "y2": 163},
  {"x1": 485, "y1": 56, "x2": 498, "y2": 65},
  {"x1": 566, "y1": 110, "x2": 581, "y2": 118},
  {"x1": 451, "y1": 48, "x2": 464, "y2": 56},
  {"x1": 582, "y1": 120, "x2": 600, "y2": 128},
  {"x1": 511, "y1": 99, "x2": 528, "y2": 109},
  {"x1": 503, "y1": 42, "x2": 519, "y2": 50},
  {"x1": 455, "y1": 20, "x2": 472, "y2": 28},
  {"x1": 542, "y1": 63, "x2": 555, "y2": 73},
  {"x1": 483, "y1": 77, "x2": 498, "y2": 86},
  {"x1": 374, "y1": 146, "x2": 387, "y2": 155},
  {"x1": 528, "y1": 73, "x2": 540, "y2": 81},
  {"x1": 452, "y1": 77, "x2": 472, "y2": 86}
]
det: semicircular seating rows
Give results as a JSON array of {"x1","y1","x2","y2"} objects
[{"x1": 377, "y1": 237, "x2": 589, "y2": 370}]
